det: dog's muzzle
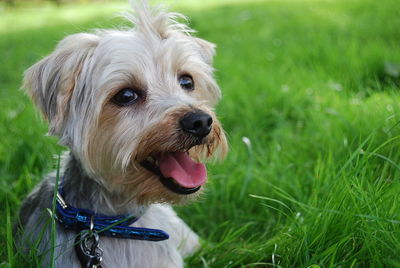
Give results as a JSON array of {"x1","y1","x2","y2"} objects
[{"x1": 140, "y1": 110, "x2": 213, "y2": 195}]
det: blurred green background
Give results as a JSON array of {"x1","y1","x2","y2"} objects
[{"x1": 1, "y1": 0, "x2": 400, "y2": 266}]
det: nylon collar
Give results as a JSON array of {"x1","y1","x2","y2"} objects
[{"x1": 55, "y1": 187, "x2": 169, "y2": 242}]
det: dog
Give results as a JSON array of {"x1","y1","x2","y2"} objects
[{"x1": 15, "y1": 1, "x2": 227, "y2": 267}]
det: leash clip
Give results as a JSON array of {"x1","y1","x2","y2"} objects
[{"x1": 75, "y1": 215, "x2": 103, "y2": 268}]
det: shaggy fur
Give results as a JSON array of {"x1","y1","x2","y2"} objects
[{"x1": 16, "y1": 1, "x2": 227, "y2": 267}]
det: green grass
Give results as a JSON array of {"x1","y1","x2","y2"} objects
[{"x1": 1, "y1": 0, "x2": 400, "y2": 266}]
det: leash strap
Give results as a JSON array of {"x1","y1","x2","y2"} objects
[{"x1": 55, "y1": 191, "x2": 169, "y2": 241}]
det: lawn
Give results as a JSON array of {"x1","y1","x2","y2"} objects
[{"x1": 1, "y1": 0, "x2": 400, "y2": 266}]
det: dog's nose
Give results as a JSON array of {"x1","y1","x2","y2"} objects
[{"x1": 180, "y1": 111, "x2": 213, "y2": 138}]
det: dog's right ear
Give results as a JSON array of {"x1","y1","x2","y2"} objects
[{"x1": 23, "y1": 33, "x2": 99, "y2": 136}]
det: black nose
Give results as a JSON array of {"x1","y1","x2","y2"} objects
[{"x1": 180, "y1": 111, "x2": 213, "y2": 138}]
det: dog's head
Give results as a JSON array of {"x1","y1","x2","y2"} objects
[{"x1": 23, "y1": 1, "x2": 227, "y2": 204}]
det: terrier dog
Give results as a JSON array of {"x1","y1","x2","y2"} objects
[{"x1": 16, "y1": 1, "x2": 227, "y2": 267}]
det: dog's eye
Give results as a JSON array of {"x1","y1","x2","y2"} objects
[
  {"x1": 179, "y1": 75, "x2": 194, "y2": 91},
  {"x1": 112, "y1": 88, "x2": 140, "y2": 106}
]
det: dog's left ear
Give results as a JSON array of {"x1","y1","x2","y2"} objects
[
  {"x1": 23, "y1": 33, "x2": 99, "y2": 137},
  {"x1": 194, "y1": 38, "x2": 216, "y2": 65}
]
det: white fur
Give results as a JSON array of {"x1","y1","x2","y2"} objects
[{"x1": 18, "y1": 1, "x2": 227, "y2": 267}]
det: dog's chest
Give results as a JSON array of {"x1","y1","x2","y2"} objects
[
  {"x1": 55, "y1": 204, "x2": 193, "y2": 267},
  {"x1": 99, "y1": 237, "x2": 183, "y2": 267}
]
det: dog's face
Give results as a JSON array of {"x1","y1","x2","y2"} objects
[{"x1": 24, "y1": 4, "x2": 227, "y2": 204}]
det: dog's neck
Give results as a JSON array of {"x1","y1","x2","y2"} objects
[{"x1": 60, "y1": 153, "x2": 147, "y2": 218}]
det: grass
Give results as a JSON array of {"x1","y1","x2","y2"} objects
[{"x1": 1, "y1": 0, "x2": 400, "y2": 266}]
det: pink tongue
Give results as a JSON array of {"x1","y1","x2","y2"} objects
[{"x1": 158, "y1": 152, "x2": 207, "y2": 188}]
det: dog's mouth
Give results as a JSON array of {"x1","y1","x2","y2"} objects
[{"x1": 140, "y1": 151, "x2": 206, "y2": 195}]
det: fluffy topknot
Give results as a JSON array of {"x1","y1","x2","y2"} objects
[{"x1": 127, "y1": 0, "x2": 195, "y2": 39}]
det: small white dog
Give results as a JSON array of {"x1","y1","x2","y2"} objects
[{"x1": 16, "y1": 1, "x2": 227, "y2": 267}]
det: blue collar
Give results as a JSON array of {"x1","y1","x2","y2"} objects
[{"x1": 55, "y1": 188, "x2": 169, "y2": 242}]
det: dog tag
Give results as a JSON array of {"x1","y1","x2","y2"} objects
[{"x1": 75, "y1": 230, "x2": 103, "y2": 268}]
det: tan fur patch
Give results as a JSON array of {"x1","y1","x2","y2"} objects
[{"x1": 86, "y1": 104, "x2": 227, "y2": 204}]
